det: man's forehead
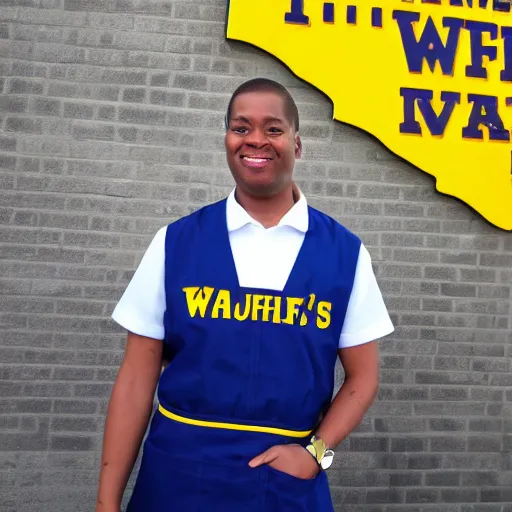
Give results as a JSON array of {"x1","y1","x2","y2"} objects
[
  {"x1": 231, "y1": 114, "x2": 285, "y2": 124},
  {"x1": 232, "y1": 91, "x2": 286, "y2": 109},
  {"x1": 231, "y1": 97, "x2": 289, "y2": 122}
]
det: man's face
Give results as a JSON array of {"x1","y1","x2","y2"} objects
[{"x1": 225, "y1": 91, "x2": 302, "y2": 197}]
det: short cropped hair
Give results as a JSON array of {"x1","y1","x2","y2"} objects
[{"x1": 225, "y1": 78, "x2": 300, "y2": 131}]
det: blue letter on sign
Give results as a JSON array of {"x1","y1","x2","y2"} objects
[
  {"x1": 500, "y1": 27, "x2": 512, "y2": 82},
  {"x1": 393, "y1": 11, "x2": 464, "y2": 76},
  {"x1": 462, "y1": 95, "x2": 510, "y2": 141},
  {"x1": 400, "y1": 88, "x2": 461, "y2": 136},
  {"x1": 465, "y1": 21, "x2": 498, "y2": 79},
  {"x1": 450, "y1": 0, "x2": 510, "y2": 11},
  {"x1": 285, "y1": 0, "x2": 309, "y2": 25}
]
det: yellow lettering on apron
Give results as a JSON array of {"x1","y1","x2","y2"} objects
[
  {"x1": 317, "y1": 301, "x2": 332, "y2": 329},
  {"x1": 211, "y1": 289, "x2": 232, "y2": 319},
  {"x1": 282, "y1": 297, "x2": 304, "y2": 325},
  {"x1": 272, "y1": 296, "x2": 282, "y2": 324},
  {"x1": 260, "y1": 295, "x2": 280, "y2": 323},
  {"x1": 234, "y1": 294, "x2": 252, "y2": 321},
  {"x1": 251, "y1": 295, "x2": 266, "y2": 321},
  {"x1": 183, "y1": 286, "x2": 215, "y2": 318},
  {"x1": 300, "y1": 293, "x2": 316, "y2": 327}
]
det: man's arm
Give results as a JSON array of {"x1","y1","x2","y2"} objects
[
  {"x1": 95, "y1": 332, "x2": 163, "y2": 512},
  {"x1": 315, "y1": 340, "x2": 379, "y2": 448},
  {"x1": 249, "y1": 340, "x2": 379, "y2": 479}
]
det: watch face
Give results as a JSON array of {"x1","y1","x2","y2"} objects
[{"x1": 320, "y1": 450, "x2": 334, "y2": 470}]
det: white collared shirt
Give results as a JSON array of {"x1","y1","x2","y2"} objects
[{"x1": 112, "y1": 189, "x2": 394, "y2": 348}]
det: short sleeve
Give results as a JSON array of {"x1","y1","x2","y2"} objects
[
  {"x1": 111, "y1": 226, "x2": 167, "y2": 340},
  {"x1": 338, "y1": 244, "x2": 394, "y2": 349}
]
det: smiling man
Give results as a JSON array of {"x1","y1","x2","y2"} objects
[{"x1": 95, "y1": 78, "x2": 394, "y2": 512}]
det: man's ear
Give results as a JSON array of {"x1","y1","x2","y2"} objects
[{"x1": 295, "y1": 134, "x2": 302, "y2": 158}]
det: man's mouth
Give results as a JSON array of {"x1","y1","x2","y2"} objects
[
  {"x1": 241, "y1": 156, "x2": 273, "y2": 169},
  {"x1": 241, "y1": 156, "x2": 272, "y2": 163}
]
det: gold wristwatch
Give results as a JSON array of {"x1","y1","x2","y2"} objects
[{"x1": 305, "y1": 436, "x2": 335, "y2": 470}]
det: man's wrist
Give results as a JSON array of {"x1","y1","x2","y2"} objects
[{"x1": 305, "y1": 436, "x2": 335, "y2": 470}]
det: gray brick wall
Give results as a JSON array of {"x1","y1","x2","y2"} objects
[{"x1": 0, "y1": 2, "x2": 511, "y2": 511}]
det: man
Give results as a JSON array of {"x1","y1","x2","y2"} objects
[{"x1": 96, "y1": 78, "x2": 394, "y2": 512}]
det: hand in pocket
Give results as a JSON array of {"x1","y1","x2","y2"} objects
[{"x1": 249, "y1": 443, "x2": 320, "y2": 480}]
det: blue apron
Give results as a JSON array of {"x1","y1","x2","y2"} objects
[{"x1": 126, "y1": 199, "x2": 361, "y2": 511}]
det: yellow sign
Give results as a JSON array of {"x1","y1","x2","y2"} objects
[{"x1": 226, "y1": 0, "x2": 512, "y2": 231}]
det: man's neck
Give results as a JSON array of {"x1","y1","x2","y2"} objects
[{"x1": 235, "y1": 184, "x2": 298, "y2": 229}]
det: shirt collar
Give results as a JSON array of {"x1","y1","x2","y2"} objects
[{"x1": 226, "y1": 187, "x2": 309, "y2": 233}]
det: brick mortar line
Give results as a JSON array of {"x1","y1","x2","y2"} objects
[
  {"x1": 2, "y1": 176, "x2": 508, "y2": 212},
  {"x1": 0, "y1": 173, "x2": 423, "y2": 192},
  {"x1": 0, "y1": 364, "x2": 120, "y2": 368},
  {"x1": 1, "y1": 113, "x2": 232, "y2": 126},
  {"x1": 0, "y1": 296, "x2": 115, "y2": 303},
  {"x1": 2, "y1": 291, "x2": 506, "y2": 301},
  {"x1": 1, "y1": 142, "x2": 358, "y2": 159},
  {"x1": 12, "y1": 13, "x2": 224, "y2": 27},
  {"x1": 1, "y1": 91, "x2": 238, "y2": 113},
  {"x1": 0, "y1": 258, "x2": 141, "y2": 269},
  {"x1": 0, "y1": 347, "x2": 121, "y2": 352},
  {"x1": 3, "y1": 382, "x2": 115, "y2": 386},
  {"x1": 2, "y1": 234, "x2": 509, "y2": 256},
  {"x1": 0, "y1": 334, "x2": 122, "y2": 338},
  {"x1": 1, "y1": 124, "x2": 228, "y2": 140},
  {"x1": 1, "y1": 378, "x2": 509, "y2": 390},
  {"x1": 1, "y1": 414, "x2": 104, "y2": 417},
  {"x1": 2, "y1": 317, "x2": 508, "y2": 328},
  {"x1": 0, "y1": 168, "x2": 221, "y2": 181},
  {"x1": 0, "y1": 218, "x2": 186, "y2": 227},
  {"x1": 2, "y1": 304, "x2": 510, "y2": 318},
  {"x1": 4, "y1": 40, "x2": 231, "y2": 63},
  {"x1": 9, "y1": 26, "x2": 224, "y2": 45},
  {"x1": 0, "y1": 53, "x2": 254, "y2": 77},
  {"x1": 0, "y1": 214, "x2": 506, "y2": 240},
  {"x1": 1, "y1": 52, "x2": 263, "y2": 73},
  {"x1": 0, "y1": 235, "x2": 162, "y2": 246},
  {"x1": 14, "y1": 5, "x2": 225, "y2": 18},
  {"x1": 2, "y1": 211, "x2": 501, "y2": 231},
  {"x1": 0, "y1": 411, "x2": 506, "y2": 420}
]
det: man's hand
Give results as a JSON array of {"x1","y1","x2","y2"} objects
[{"x1": 248, "y1": 444, "x2": 320, "y2": 480}]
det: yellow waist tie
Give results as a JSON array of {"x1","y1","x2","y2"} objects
[{"x1": 158, "y1": 404, "x2": 313, "y2": 439}]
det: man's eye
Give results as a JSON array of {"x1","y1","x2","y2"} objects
[
  {"x1": 232, "y1": 127, "x2": 248, "y2": 134},
  {"x1": 268, "y1": 127, "x2": 282, "y2": 134}
]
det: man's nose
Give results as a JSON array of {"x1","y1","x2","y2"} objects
[{"x1": 245, "y1": 128, "x2": 268, "y2": 147}]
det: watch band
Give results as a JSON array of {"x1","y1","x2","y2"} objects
[{"x1": 305, "y1": 436, "x2": 335, "y2": 470}]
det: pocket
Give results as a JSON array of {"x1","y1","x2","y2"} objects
[
  {"x1": 264, "y1": 465, "x2": 317, "y2": 512},
  {"x1": 264, "y1": 465, "x2": 333, "y2": 512},
  {"x1": 266, "y1": 464, "x2": 319, "y2": 484}
]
